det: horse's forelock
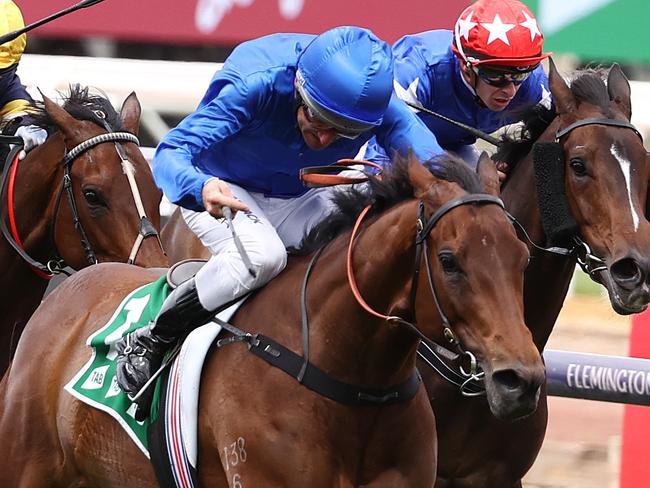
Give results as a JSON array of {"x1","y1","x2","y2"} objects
[
  {"x1": 63, "y1": 85, "x2": 125, "y2": 131},
  {"x1": 425, "y1": 154, "x2": 483, "y2": 194},
  {"x1": 569, "y1": 68, "x2": 614, "y2": 117},
  {"x1": 30, "y1": 84, "x2": 125, "y2": 134}
]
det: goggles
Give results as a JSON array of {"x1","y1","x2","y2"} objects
[
  {"x1": 473, "y1": 66, "x2": 533, "y2": 88},
  {"x1": 302, "y1": 103, "x2": 366, "y2": 140}
]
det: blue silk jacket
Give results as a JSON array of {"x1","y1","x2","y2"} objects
[
  {"x1": 364, "y1": 30, "x2": 550, "y2": 164},
  {"x1": 153, "y1": 33, "x2": 440, "y2": 211}
]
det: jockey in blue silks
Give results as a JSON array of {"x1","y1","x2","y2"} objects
[
  {"x1": 363, "y1": 0, "x2": 552, "y2": 170},
  {"x1": 0, "y1": 0, "x2": 47, "y2": 156},
  {"x1": 115, "y1": 26, "x2": 440, "y2": 399}
]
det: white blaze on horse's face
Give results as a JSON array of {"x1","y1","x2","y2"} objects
[{"x1": 611, "y1": 143, "x2": 640, "y2": 232}]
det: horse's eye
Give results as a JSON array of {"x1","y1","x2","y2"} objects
[
  {"x1": 83, "y1": 189, "x2": 104, "y2": 206},
  {"x1": 438, "y1": 252, "x2": 460, "y2": 274},
  {"x1": 569, "y1": 157, "x2": 587, "y2": 176}
]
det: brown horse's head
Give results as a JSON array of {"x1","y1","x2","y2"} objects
[
  {"x1": 22, "y1": 86, "x2": 167, "y2": 269},
  {"x1": 547, "y1": 59, "x2": 650, "y2": 314},
  {"x1": 408, "y1": 153, "x2": 544, "y2": 420}
]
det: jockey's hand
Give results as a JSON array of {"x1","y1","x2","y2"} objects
[
  {"x1": 201, "y1": 178, "x2": 249, "y2": 218},
  {"x1": 14, "y1": 124, "x2": 48, "y2": 160},
  {"x1": 494, "y1": 160, "x2": 509, "y2": 184}
]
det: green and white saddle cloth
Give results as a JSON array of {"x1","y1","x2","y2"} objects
[{"x1": 65, "y1": 276, "x2": 171, "y2": 457}]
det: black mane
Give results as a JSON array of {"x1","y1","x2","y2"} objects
[
  {"x1": 294, "y1": 153, "x2": 483, "y2": 255},
  {"x1": 30, "y1": 84, "x2": 125, "y2": 135},
  {"x1": 495, "y1": 67, "x2": 613, "y2": 167}
]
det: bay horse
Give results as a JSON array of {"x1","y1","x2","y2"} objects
[
  {"x1": 0, "y1": 154, "x2": 545, "y2": 487},
  {"x1": 423, "y1": 61, "x2": 650, "y2": 487},
  {"x1": 0, "y1": 85, "x2": 168, "y2": 376}
]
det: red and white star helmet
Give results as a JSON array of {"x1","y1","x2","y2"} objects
[{"x1": 452, "y1": 0, "x2": 552, "y2": 71}]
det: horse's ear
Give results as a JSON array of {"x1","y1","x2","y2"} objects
[
  {"x1": 607, "y1": 63, "x2": 632, "y2": 120},
  {"x1": 120, "y1": 92, "x2": 142, "y2": 136},
  {"x1": 548, "y1": 57, "x2": 576, "y2": 115},
  {"x1": 407, "y1": 153, "x2": 455, "y2": 208},
  {"x1": 476, "y1": 152, "x2": 500, "y2": 197},
  {"x1": 42, "y1": 95, "x2": 81, "y2": 135},
  {"x1": 407, "y1": 153, "x2": 435, "y2": 198}
]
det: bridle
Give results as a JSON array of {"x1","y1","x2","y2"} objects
[
  {"x1": 0, "y1": 114, "x2": 163, "y2": 278},
  {"x1": 347, "y1": 194, "x2": 506, "y2": 396},
  {"x1": 210, "y1": 193, "x2": 505, "y2": 404},
  {"x1": 548, "y1": 116, "x2": 645, "y2": 282}
]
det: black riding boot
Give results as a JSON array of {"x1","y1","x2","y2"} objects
[{"x1": 115, "y1": 277, "x2": 214, "y2": 399}]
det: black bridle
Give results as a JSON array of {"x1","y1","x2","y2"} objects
[
  {"x1": 409, "y1": 194, "x2": 506, "y2": 396},
  {"x1": 549, "y1": 117, "x2": 644, "y2": 281},
  {"x1": 0, "y1": 117, "x2": 161, "y2": 277},
  {"x1": 210, "y1": 194, "x2": 506, "y2": 403}
]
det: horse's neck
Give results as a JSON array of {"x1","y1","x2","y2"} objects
[
  {"x1": 330, "y1": 203, "x2": 422, "y2": 382},
  {"x1": 502, "y1": 131, "x2": 577, "y2": 349},
  {"x1": 265, "y1": 202, "x2": 422, "y2": 387}
]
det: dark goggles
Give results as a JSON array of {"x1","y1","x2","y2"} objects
[{"x1": 473, "y1": 66, "x2": 533, "y2": 88}]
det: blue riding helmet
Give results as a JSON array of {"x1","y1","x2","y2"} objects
[{"x1": 295, "y1": 26, "x2": 394, "y2": 136}]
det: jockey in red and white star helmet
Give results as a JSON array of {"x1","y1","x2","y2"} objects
[{"x1": 452, "y1": 0, "x2": 552, "y2": 85}]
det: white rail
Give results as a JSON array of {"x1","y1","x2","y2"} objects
[{"x1": 18, "y1": 54, "x2": 221, "y2": 116}]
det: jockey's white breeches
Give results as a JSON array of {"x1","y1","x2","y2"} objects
[{"x1": 182, "y1": 182, "x2": 341, "y2": 311}]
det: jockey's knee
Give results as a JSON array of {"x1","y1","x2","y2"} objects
[{"x1": 244, "y1": 237, "x2": 287, "y2": 288}]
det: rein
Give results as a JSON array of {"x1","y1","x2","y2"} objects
[
  {"x1": 0, "y1": 138, "x2": 59, "y2": 278},
  {"x1": 212, "y1": 241, "x2": 422, "y2": 406},
  {"x1": 300, "y1": 158, "x2": 383, "y2": 187}
]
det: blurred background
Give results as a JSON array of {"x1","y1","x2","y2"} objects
[
  {"x1": 15, "y1": 0, "x2": 650, "y2": 149},
  {"x1": 18, "y1": 1, "x2": 650, "y2": 486}
]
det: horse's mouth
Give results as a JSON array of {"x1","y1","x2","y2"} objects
[
  {"x1": 486, "y1": 385, "x2": 541, "y2": 421},
  {"x1": 601, "y1": 272, "x2": 650, "y2": 315},
  {"x1": 609, "y1": 290, "x2": 649, "y2": 315}
]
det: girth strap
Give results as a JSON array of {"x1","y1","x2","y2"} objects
[{"x1": 215, "y1": 319, "x2": 422, "y2": 406}]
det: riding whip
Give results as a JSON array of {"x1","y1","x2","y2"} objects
[
  {"x1": 405, "y1": 100, "x2": 502, "y2": 147},
  {"x1": 0, "y1": 0, "x2": 106, "y2": 46}
]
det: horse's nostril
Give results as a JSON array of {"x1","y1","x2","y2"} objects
[
  {"x1": 492, "y1": 369, "x2": 522, "y2": 391},
  {"x1": 610, "y1": 257, "x2": 643, "y2": 288}
]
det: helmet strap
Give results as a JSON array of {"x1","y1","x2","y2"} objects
[
  {"x1": 470, "y1": 71, "x2": 487, "y2": 108},
  {"x1": 459, "y1": 60, "x2": 487, "y2": 108},
  {"x1": 293, "y1": 90, "x2": 303, "y2": 115}
]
